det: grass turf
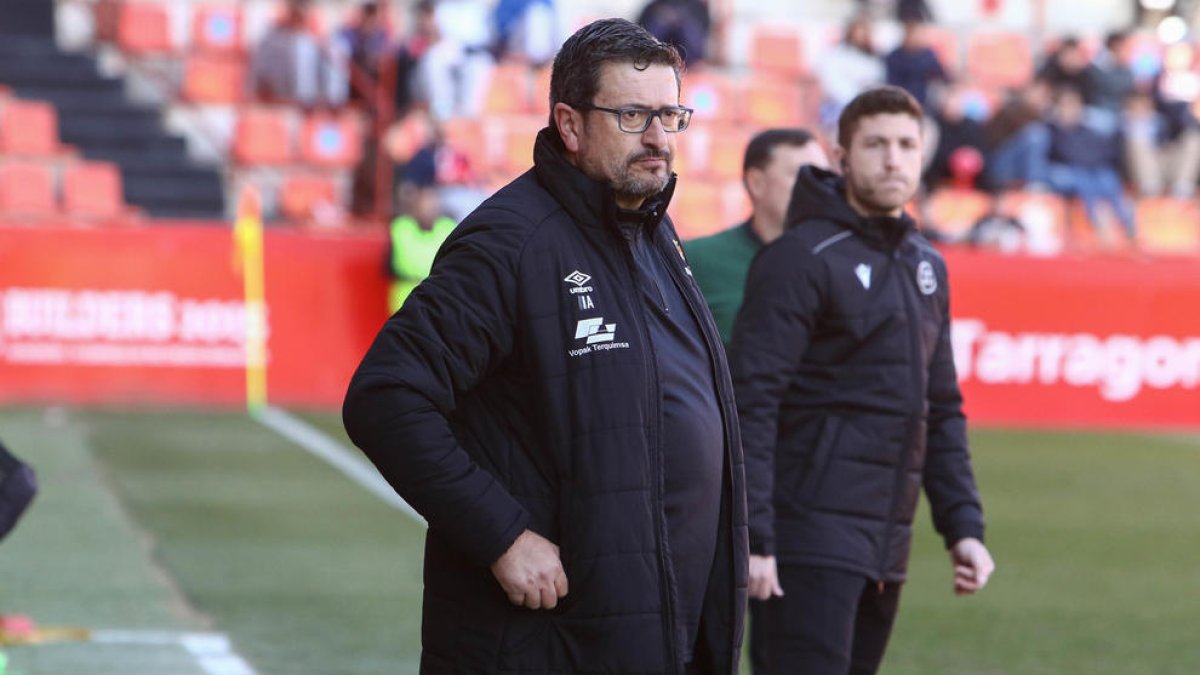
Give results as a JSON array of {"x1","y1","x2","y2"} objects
[{"x1": 2, "y1": 408, "x2": 1198, "y2": 674}]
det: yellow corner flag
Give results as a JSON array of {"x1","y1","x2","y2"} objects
[{"x1": 232, "y1": 185, "x2": 267, "y2": 413}]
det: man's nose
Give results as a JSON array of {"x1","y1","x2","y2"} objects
[{"x1": 642, "y1": 116, "x2": 668, "y2": 147}]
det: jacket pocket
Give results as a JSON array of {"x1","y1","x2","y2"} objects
[{"x1": 779, "y1": 416, "x2": 843, "y2": 511}]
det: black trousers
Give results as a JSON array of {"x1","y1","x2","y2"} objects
[{"x1": 764, "y1": 565, "x2": 902, "y2": 675}]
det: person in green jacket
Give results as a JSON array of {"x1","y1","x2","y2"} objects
[
  {"x1": 686, "y1": 128, "x2": 830, "y2": 345},
  {"x1": 387, "y1": 148, "x2": 458, "y2": 314},
  {"x1": 683, "y1": 126, "x2": 828, "y2": 675}
]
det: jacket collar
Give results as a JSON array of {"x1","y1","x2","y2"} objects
[{"x1": 532, "y1": 127, "x2": 676, "y2": 238}]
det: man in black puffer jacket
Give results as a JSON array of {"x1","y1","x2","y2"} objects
[
  {"x1": 730, "y1": 86, "x2": 994, "y2": 675},
  {"x1": 343, "y1": 18, "x2": 747, "y2": 675}
]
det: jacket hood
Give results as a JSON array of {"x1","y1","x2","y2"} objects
[
  {"x1": 784, "y1": 165, "x2": 915, "y2": 251},
  {"x1": 532, "y1": 127, "x2": 676, "y2": 236}
]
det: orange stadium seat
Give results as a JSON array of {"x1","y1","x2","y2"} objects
[
  {"x1": 967, "y1": 32, "x2": 1034, "y2": 89},
  {"x1": 300, "y1": 112, "x2": 363, "y2": 168},
  {"x1": 924, "y1": 25, "x2": 962, "y2": 74},
  {"x1": 279, "y1": 173, "x2": 337, "y2": 222},
  {"x1": 233, "y1": 107, "x2": 294, "y2": 164},
  {"x1": 669, "y1": 180, "x2": 723, "y2": 239},
  {"x1": 0, "y1": 100, "x2": 59, "y2": 156},
  {"x1": 182, "y1": 55, "x2": 246, "y2": 103},
  {"x1": 483, "y1": 62, "x2": 533, "y2": 115},
  {"x1": 0, "y1": 161, "x2": 57, "y2": 216},
  {"x1": 193, "y1": 4, "x2": 242, "y2": 53},
  {"x1": 62, "y1": 161, "x2": 124, "y2": 219},
  {"x1": 495, "y1": 115, "x2": 543, "y2": 176},
  {"x1": 1135, "y1": 197, "x2": 1200, "y2": 255},
  {"x1": 926, "y1": 188, "x2": 993, "y2": 239},
  {"x1": 531, "y1": 65, "x2": 552, "y2": 117},
  {"x1": 682, "y1": 70, "x2": 737, "y2": 123},
  {"x1": 748, "y1": 25, "x2": 806, "y2": 76},
  {"x1": 117, "y1": 2, "x2": 174, "y2": 55},
  {"x1": 440, "y1": 117, "x2": 489, "y2": 179},
  {"x1": 677, "y1": 125, "x2": 748, "y2": 181},
  {"x1": 741, "y1": 75, "x2": 803, "y2": 127}
]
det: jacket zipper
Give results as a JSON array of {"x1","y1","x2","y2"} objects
[
  {"x1": 879, "y1": 246, "x2": 925, "y2": 582},
  {"x1": 623, "y1": 233, "x2": 680, "y2": 673}
]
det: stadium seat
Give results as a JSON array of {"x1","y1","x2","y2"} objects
[
  {"x1": 116, "y1": 2, "x2": 174, "y2": 55},
  {"x1": 62, "y1": 161, "x2": 124, "y2": 219},
  {"x1": 682, "y1": 70, "x2": 736, "y2": 123},
  {"x1": 967, "y1": 32, "x2": 1034, "y2": 89},
  {"x1": 669, "y1": 180, "x2": 724, "y2": 239},
  {"x1": 193, "y1": 4, "x2": 242, "y2": 53},
  {"x1": 926, "y1": 188, "x2": 993, "y2": 239},
  {"x1": 0, "y1": 100, "x2": 60, "y2": 156},
  {"x1": 0, "y1": 161, "x2": 58, "y2": 217},
  {"x1": 279, "y1": 172, "x2": 337, "y2": 222},
  {"x1": 440, "y1": 117, "x2": 488, "y2": 179},
  {"x1": 748, "y1": 25, "x2": 806, "y2": 76},
  {"x1": 923, "y1": 25, "x2": 962, "y2": 74},
  {"x1": 300, "y1": 112, "x2": 364, "y2": 168},
  {"x1": 182, "y1": 55, "x2": 246, "y2": 103},
  {"x1": 741, "y1": 75, "x2": 803, "y2": 127},
  {"x1": 233, "y1": 107, "x2": 294, "y2": 165},
  {"x1": 676, "y1": 125, "x2": 749, "y2": 181},
  {"x1": 495, "y1": 115, "x2": 543, "y2": 177},
  {"x1": 1135, "y1": 197, "x2": 1200, "y2": 255},
  {"x1": 483, "y1": 62, "x2": 533, "y2": 116},
  {"x1": 531, "y1": 65, "x2": 552, "y2": 116}
]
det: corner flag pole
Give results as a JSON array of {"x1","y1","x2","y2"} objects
[{"x1": 233, "y1": 185, "x2": 268, "y2": 413}]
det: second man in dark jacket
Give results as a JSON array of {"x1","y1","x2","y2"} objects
[{"x1": 730, "y1": 86, "x2": 995, "y2": 675}]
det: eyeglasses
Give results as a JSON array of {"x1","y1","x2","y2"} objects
[{"x1": 578, "y1": 105, "x2": 694, "y2": 133}]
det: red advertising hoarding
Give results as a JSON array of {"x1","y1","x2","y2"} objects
[{"x1": 0, "y1": 225, "x2": 1196, "y2": 430}]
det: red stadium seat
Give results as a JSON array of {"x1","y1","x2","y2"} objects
[
  {"x1": 193, "y1": 4, "x2": 242, "y2": 53},
  {"x1": 748, "y1": 25, "x2": 806, "y2": 76},
  {"x1": 233, "y1": 107, "x2": 294, "y2": 165},
  {"x1": 182, "y1": 55, "x2": 246, "y2": 103},
  {"x1": 117, "y1": 2, "x2": 174, "y2": 55},
  {"x1": 0, "y1": 100, "x2": 59, "y2": 156},
  {"x1": 967, "y1": 32, "x2": 1034, "y2": 89},
  {"x1": 300, "y1": 112, "x2": 364, "y2": 168},
  {"x1": 741, "y1": 75, "x2": 803, "y2": 127},
  {"x1": 0, "y1": 161, "x2": 57, "y2": 216},
  {"x1": 279, "y1": 172, "x2": 337, "y2": 222},
  {"x1": 483, "y1": 62, "x2": 534, "y2": 116},
  {"x1": 682, "y1": 70, "x2": 737, "y2": 123},
  {"x1": 62, "y1": 161, "x2": 124, "y2": 219}
]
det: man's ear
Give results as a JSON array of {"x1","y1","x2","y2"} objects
[
  {"x1": 553, "y1": 102, "x2": 582, "y2": 153},
  {"x1": 744, "y1": 167, "x2": 765, "y2": 201}
]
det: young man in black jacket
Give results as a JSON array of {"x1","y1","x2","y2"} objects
[
  {"x1": 730, "y1": 86, "x2": 994, "y2": 675},
  {"x1": 343, "y1": 18, "x2": 747, "y2": 675}
]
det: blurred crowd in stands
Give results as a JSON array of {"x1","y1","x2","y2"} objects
[{"x1": 38, "y1": 0, "x2": 1200, "y2": 255}]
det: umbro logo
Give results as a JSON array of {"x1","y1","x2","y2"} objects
[{"x1": 563, "y1": 271, "x2": 591, "y2": 287}]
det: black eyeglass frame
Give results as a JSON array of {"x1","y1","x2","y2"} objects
[{"x1": 575, "y1": 104, "x2": 695, "y2": 133}]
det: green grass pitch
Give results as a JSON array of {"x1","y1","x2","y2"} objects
[{"x1": 1, "y1": 407, "x2": 1197, "y2": 674}]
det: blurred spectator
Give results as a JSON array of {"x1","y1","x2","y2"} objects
[
  {"x1": 249, "y1": 0, "x2": 347, "y2": 108},
  {"x1": 982, "y1": 80, "x2": 1052, "y2": 191},
  {"x1": 386, "y1": 150, "x2": 458, "y2": 314},
  {"x1": 854, "y1": 0, "x2": 934, "y2": 22},
  {"x1": 884, "y1": 20, "x2": 949, "y2": 108},
  {"x1": 815, "y1": 16, "x2": 885, "y2": 133},
  {"x1": 492, "y1": 0, "x2": 559, "y2": 66},
  {"x1": 336, "y1": 1, "x2": 391, "y2": 104},
  {"x1": 1124, "y1": 90, "x2": 1200, "y2": 199},
  {"x1": 415, "y1": 0, "x2": 495, "y2": 120},
  {"x1": 1046, "y1": 87, "x2": 1137, "y2": 243},
  {"x1": 1089, "y1": 31, "x2": 1136, "y2": 115},
  {"x1": 396, "y1": 131, "x2": 487, "y2": 224},
  {"x1": 392, "y1": 0, "x2": 439, "y2": 116},
  {"x1": 925, "y1": 84, "x2": 988, "y2": 189},
  {"x1": 1036, "y1": 36, "x2": 1096, "y2": 95},
  {"x1": 636, "y1": 0, "x2": 711, "y2": 66}
]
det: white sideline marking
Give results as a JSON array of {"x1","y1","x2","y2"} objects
[
  {"x1": 253, "y1": 406, "x2": 426, "y2": 526},
  {"x1": 90, "y1": 630, "x2": 258, "y2": 675}
]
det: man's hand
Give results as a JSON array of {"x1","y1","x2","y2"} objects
[
  {"x1": 949, "y1": 537, "x2": 994, "y2": 595},
  {"x1": 491, "y1": 529, "x2": 569, "y2": 610},
  {"x1": 748, "y1": 554, "x2": 785, "y2": 601}
]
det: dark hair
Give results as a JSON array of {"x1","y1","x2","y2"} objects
[
  {"x1": 837, "y1": 86, "x2": 923, "y2": 149},
  {"x1": 742, "y1": 128, "x2": 817, "y2": 176},
  {"x1": 1105, "y1": 30, "x2": 1128, "y2": 52},
  {"x1": 548, "y1": 18, "x2": 684, "y2": 132}
]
